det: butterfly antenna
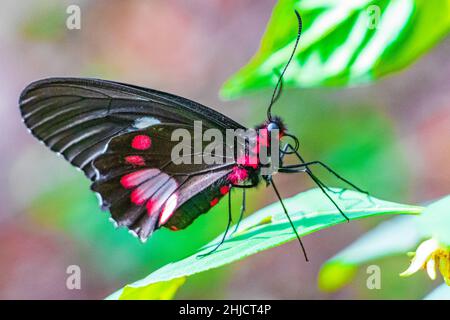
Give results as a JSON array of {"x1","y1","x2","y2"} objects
[
  {"x1": 267, "y1": 10, "x2": 303, "y2": 122},
  {"x1": 271, "y1": 179, "x2": 309, "y2": 261}
]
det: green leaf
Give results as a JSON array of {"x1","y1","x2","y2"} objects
[
  {"x1": 318, "y1": 215, "x2": 423, "y2": 291},
  {"x1": 424, "y1": 283, "x2": 450, "y2": 300},
  {"x1": 221, "y1": 0, "x2": 450, "y2": 99},
  {"x1": 109, "y1": 188, "x2": 421, "y2": 299},
  {"x1": 107, "y1": 277, "x2": 186, "y2": 300},
  {"x1": 419, "y1": 195, "x2": 450, "y2": 246}
]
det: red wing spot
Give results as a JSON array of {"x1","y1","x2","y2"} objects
[
  {"x1": 210, "y1": 198, "x2": 219, "y2": 207},
  {"x1": 170, "y1": 226, "x2": 179, "y2": 231},
  {"x1": 125, "y1": 155, "x2": 145, "y2": 166},
  {"x1": 220, "y1": 185, "x2": 230, "y2": 195},
  {"x1": 131, "y1": 135, "x2": 152, "y2": 150}
]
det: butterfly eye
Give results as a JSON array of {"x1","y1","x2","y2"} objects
[{"x1": 267, "y1": 122, "x2": 279, "y2": 132}]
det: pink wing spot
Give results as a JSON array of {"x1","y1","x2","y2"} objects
[
  {"x1": 120, "y1": 169, "x2": 159, "y2": 189},
  {"x1": 125, "y1": 155, "x2": 145, "y2": 166},
  {"x1": 130, "y1": 188, "x2": 148, "y2": 205},
  {"x1": 210, "y1": 198, "x2": 219, "y2": 207},
  {"x1": 220, "y1": 185, "x2": 230, "y2": 195},
  {"x1": 131, "y1": 135, "x2": 152, "y2": 150},
  {"x1": 228, "y1": 166, "x2": 248, "y2": 184},
  {"x1": 145, "y1": 199, "x2": 155, "y2": 213},
  {"x1": 146, "y1": 179, "x2": 178, "y2": 216},
  {"x1": 133, "y1": 176, "x2": 171, "y2": 207},
  {"x1": 159, "y1": 194, "x2": 178, "y2": 226}
]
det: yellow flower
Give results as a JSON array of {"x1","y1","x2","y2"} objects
[{"x1": 400, "y1": 238, "x2": 450, "y2": 285}]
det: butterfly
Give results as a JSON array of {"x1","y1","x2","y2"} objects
[{"x1": 19, "y1": 11, "x2": 366, "y2": 260}]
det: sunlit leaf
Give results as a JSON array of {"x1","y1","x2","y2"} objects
[
  {"x1": 110, "y1": 188, "x2": 421, "y2": 299},
  {"x1": 107, "y1": 277, "x2": 186, "y2": 300},
  {"x1": 221, "y1": 0, "x2": 450, "y2": 99}
]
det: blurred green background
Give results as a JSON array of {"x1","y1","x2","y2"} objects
[{"x1": 1, "y1": 0, "x2": 449, "y2": 299}]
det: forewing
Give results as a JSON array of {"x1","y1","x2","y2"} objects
[{"x1": 19, "y1": 77, "x2": 244, "y2": 179}]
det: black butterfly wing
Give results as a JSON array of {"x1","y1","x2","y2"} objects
[
  {"x1": 20, "y1": 77, "x2": 244, "y2": 241},
  {"x1": 91, "y1": 123, "x2": 235, "y2": 240},
  {"x1": 20, "y1": 77, "x2": 244, "y2": 179}
]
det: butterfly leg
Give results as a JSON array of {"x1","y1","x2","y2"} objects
[
  {"x1": 281, "y1": 142, "x2": 376, "y2": 219},
  {"x1": 230, "y1": 188, "x2": 246, "y2": 235},
  {"x1": 305, "y1": 168, "x2": 350, "y2": 221},
  {"x1": 280, "y1": 143, "x2": 332, "y2": 195},
  {"x1": 229, "y1": 181, "x2": 261, "y2": 235},
  {"x1": 279, "y1": 144, "x2": 355, "y2": 221},
  {"x1": 197, "y1": 185, "x2": 233, "y2": 258},
  {"x1": 281, "y1": 159, "x2": 375, "y2": 216},
  {"x1": 270, "y1": 178, "x2": 309, "y2": 261},
  {"x1": 280, "y1": 144, "x2": 368, "y2": 195}
]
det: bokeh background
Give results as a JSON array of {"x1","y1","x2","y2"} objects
[{"x1": 1, "y1": 0, "x2": 449, "y2": 299}]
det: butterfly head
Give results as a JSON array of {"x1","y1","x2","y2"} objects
[
  {"x1": 256, "y1": 116, "x2": 286, "y2": 138},
  {"x1": 266, "y1": 116, "x2": 287, "y2": 137}
]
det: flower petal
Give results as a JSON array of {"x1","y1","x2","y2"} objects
[
  {"x1": 400, "y1": 239, "x2": 440, "y2": 277},
  {"x1": 426, "y1": 257, "x2": 437, "y2": 280}
]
